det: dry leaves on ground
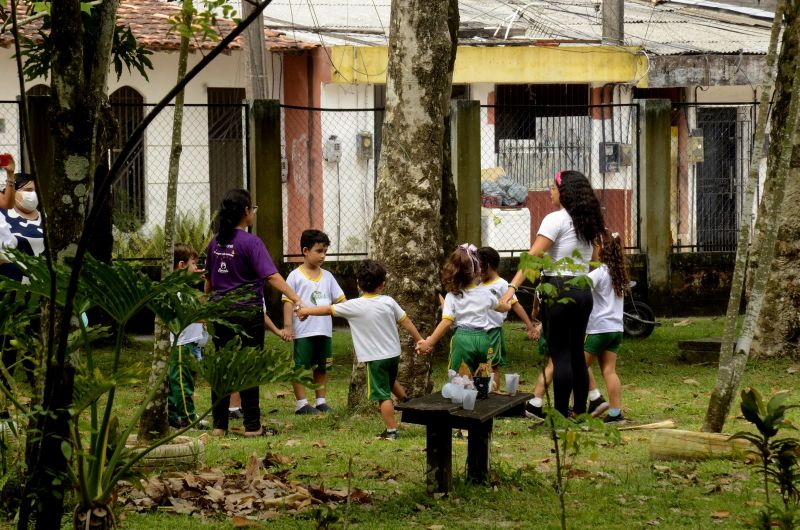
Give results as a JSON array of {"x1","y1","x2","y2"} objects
[{"x1": 118, "y1": 458, "x2": 371, "y2": 520}]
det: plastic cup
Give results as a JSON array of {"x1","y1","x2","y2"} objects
[
  {"x1": 505, "y1": 373, "x2": 520, "y2": 396},
  {"x1": 451, "y1": 386, "x2": 465, "y2": 404},
  {"x1": 462, "y1": 389, "x2": 478, "y2": 410},
  {"x1": 441, "y1": 383, "x2": 454, "y2": 399}
]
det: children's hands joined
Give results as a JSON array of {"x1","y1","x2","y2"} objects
[
  {"x1": 293, "y1": 302, "x2": 308, "y2": 321},
  {"x1": 279, "y1": 328, "x2": 293, "y2": 341},
  {"x1": 526, "y1": 324, "x2": 540, "y2": 341},
  {"x1": 416, "y1": 339, "x2": 432, "y2": 355}
]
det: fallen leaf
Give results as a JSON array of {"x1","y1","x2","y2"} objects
[
  {"x1": 168, "y1": 498, "x2": 197, "y2": 515},
  {"x1": 263, "y1": 452, "x2": 295, "y2": 468},
  {"x1": 312, "y1": 440, "x2": 327, "y2": 448},
  {"x1": 245, "y1": 452, "x2": 261, "y2": 483},
  {"x1": 788, "y1": 366, "x2": 800, "y2": 374},
  {"x1": 275, "y1": 391, "x2": 289, "y2": 399},
  {"x1": 219, "y1": 443, "x2": 232, "y2": 450},
  {"x1": 673, "y1": 319, "x2": 691, "y2": 327},
  {"x1": 428, "y1": 526, "x2": 445, "y2": 530},
  {"x1": 683, "y1": 378, "x2": 700, "y2": 386},
  {"x1": 232, "y1": 515, "x2": 262, "y2": 528},
  {"x1": 285, "y1": 438, "x2": 301, "y2": 447},
  {"x1": 711, "y1": 511, "x2": 730, "y2": 519}
]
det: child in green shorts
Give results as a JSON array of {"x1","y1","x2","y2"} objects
[
  {"x1": 282, "y1": 230, "x2": 346, "y2": 414},
  {"x1": 167, "y1": 244, "x2": 210, "y2": 430},
  {"x1": 418, "y1": 244, "x2": 511, "y2": 375},
  {"x1": 477, "y1": 246, "x2": 538, "y2": 391},
  {"x1": 298, "y1": 259, "x2": 427, "y2": 439}
]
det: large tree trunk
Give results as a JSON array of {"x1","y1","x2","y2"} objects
[
  {"x1": 702, "y1": 0, "x2": 786, "y2": 432},
  {"x1": 366, "y1": 0, "x2": 457, "y2": 397},
  {"x1": 439, "y1": 0, "x2": 460, "y2": 256},
  {"x1": 703, "y1": 4, "x2": 800, "y2": 433},
  {"x1": 753, "y1": 5, "x2": 800, "y2": 358},
  {"x1": 139, "y1": 0, "x2": 192, "y2": 442},
  {"x1": 18, "y1": 1, "x2": 121, "y2": 527}
]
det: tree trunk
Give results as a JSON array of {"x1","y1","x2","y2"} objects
[
  {"x1": 138, "y1": 0, "x2": 192, "y2": 443},
  {"x1": 365, "y1": 0, "x2": 456, "y2": 398},
  {"x1": 701, "y1": 0, "x2": 785, "y2": 432},
  {"x1": 439, "y1": 0, "x2": 460, "y2": 256},
  {"x1": 703, "y1": 5, "x2": 800, "y2": 433},
  {"x1": 19, "y1": 1, "x2": 121, "y2": 527},
  {"x1": 753, "y1": 5, "x2": 800, "y2": 358}
]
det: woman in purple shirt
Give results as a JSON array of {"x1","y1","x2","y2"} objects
[{"x1": 205, "y1": 188, "x2": 302, "y2": 437}]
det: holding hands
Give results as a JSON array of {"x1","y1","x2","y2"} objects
[{"x1": 416, "y1": 338, "x2": 432, "y2": 355}]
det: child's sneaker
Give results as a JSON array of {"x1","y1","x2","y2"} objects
[
  {"x1": 588, "y1": 396, "x2": 610, "y2": 418},
  {"x1": 315, "y1": 403, "x2": 332, "y2": 413},
  {"x1": 295, "y1": 404, "x2": 321, "y2": 415},
  {"x1": 603, "y1": 412, "x2": 626, "y2": 424},
  {"x1": 524, "y1": 401, "x2": 545, "y2": 422},
  {"x1": 378, "y1": 429, "x2": 399, "y2": 440}
]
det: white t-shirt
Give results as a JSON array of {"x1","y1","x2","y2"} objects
[
  {"x1": 442, "y1": 284, "x2": 500, "y2": 330},
  {"x1": 537, "y1": 208, "x2": 593, "y2": 275},
  {"x1": 171, "y1": 323, "x2": 209, "y2": 347},
  {"x1": 481, "y1": 276, "x2": 518, "y2": 329},
  {"x1": 586, "y1": 265, "x2": 624, "y2": 334},
  {"x1": 283, "y1": 266, "x2": 345, "y2": 338},
  {"x1": 330, "y1": 294, "x2": 406, "y2": 363}
]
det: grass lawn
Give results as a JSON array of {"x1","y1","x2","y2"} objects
[{"x1": 45, "y1": 316, "x2": 800, "y2": 529}]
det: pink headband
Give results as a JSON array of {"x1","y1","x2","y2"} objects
[{"x1": 555, "y1": 171, "x2": 563, "y2": 187}]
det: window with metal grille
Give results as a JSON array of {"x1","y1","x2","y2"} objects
[{"x1": 110, "y1": 86, "x2": 145, "y2": 231}]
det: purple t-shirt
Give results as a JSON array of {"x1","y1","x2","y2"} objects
[{"x1": 206, "y1": 230, "x2": 279, "y2": 306}]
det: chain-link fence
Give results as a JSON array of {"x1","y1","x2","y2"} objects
[
  {"x1": 672, "y1": 102, "x2": 758, "y2": 252},
  {"x1": 281, "y1": 105, "x2": 379, "y2": 260},
  {"x1": 481, "y1": 104, "x2": 640, "y2": 254},
  {"x1": 0, "y1": 97, "x2": 249, "y2": 260}
]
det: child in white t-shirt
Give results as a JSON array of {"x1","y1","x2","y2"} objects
[
  {"x1": 477, "y1": 246, "x2": 538, "y2": 390},
  {"x1": 584, "y1": 230, "x2": 628, "y2": 423},
  {"x1": 298, "y1": 259, "x2": 426, "y2": 440},
  {"x1": 418, "y1": 244, "x2": 511, "y2": 374},
  {"x1": 282, "y1": 230, "x2": 346, "y2": 415}
]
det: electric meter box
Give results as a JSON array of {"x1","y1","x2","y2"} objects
[
  {"x1": 323, "y1": 135, "x2": 342, "y2": 163},
  {"x1": 357, "y1": 130, "x2": 374, "y2": 160},
  {"x1": 599, "y1": 142, "x2": 632, "y2": 172}
]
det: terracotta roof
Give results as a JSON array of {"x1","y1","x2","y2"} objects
[{"x1": 0, "y1": 0, "x2": 316, "y2": 52}]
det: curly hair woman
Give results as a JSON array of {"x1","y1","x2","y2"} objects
[{"x1": 501, "y1": 170, "x2": 605, "y2": 418}]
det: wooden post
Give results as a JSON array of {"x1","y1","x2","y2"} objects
[
  {"x1": 426, "y1": 425, "x2": 453, "y2": 494},
  {"x1": 248, "y1": 99, "x2": 283, "y2": 264},
  {"x1": 451, "y1": 99, "x2": 482, "y2": 245},
  {"x1": 466, "y1": 420, "x2": 492, "y2": 483}
]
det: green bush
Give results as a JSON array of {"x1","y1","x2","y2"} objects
[{"x1": 113, "y1": 210, "x2": 214, "y2": 260}]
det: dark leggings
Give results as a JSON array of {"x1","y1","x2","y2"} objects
[
  {"x1": 211, "y1": 309, "x2": 264, "y2": 432},
  {"x1": 541, "y1": 278, "x2": 593, "y2": 417}
]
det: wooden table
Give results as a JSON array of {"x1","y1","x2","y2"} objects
[{"x1": 396, "y1": 392, "x2": 532, "y2": 494}]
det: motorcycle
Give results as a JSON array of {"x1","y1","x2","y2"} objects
[{"x1": 623, "y1": 281, "x2": 659, "y2": 338}]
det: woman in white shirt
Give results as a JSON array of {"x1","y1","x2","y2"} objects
[{"x1": 501, "y1": 171, "x2": 605, "y2": 418}]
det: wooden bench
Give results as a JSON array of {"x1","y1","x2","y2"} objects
[{"x1": 396, "y1": 391, "x2": 532, "y2": 494}]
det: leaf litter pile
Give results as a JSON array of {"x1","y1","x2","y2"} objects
[{"x1": 118, "y1": 451, "x2": 371, "y2": 521}]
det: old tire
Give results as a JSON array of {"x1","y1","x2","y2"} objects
[
  {"x1": 125, "y1": 435, "x2": 205, "y2": 472},
  {"x1": 623, "y1": 301, "x2": 656, "y2": 338}
]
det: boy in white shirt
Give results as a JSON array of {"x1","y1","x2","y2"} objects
[
  {"x1": 477, "y1": 246, "x2": 539, "y2": 390},
  {"x1": 297, "y1": 259, "x2": 426, "y2": 440},
  {"x1": 282, "y1": 230, "x2": 346, "y2": 414}
]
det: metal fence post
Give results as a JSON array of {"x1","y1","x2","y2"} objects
[
  {"x1": 451, "y1": 100, "x2": 482, "y2": 245},
  {"x1": 248, "y1": 99, "x2": 283, "y2": 263},
  {"x1": 635, "y1": 98, "x2": 672, "y2": 309}
]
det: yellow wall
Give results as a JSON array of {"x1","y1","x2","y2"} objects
[{"x1": 329, "y1": 45, "x2": 649, "y2": 87}]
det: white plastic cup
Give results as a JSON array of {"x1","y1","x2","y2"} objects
[
  {"x1": 505, "y1": 373, "x2": 520, "y2": 396},
  {"x1": 451, "y1": 386, "x2": 465, "y2": 404},
  {"x1": 441, "y1": 383, "x2": 454, "y2": 399},
  {"x1": 462, "y1": 389, "x2": 478, "y2": 410}
]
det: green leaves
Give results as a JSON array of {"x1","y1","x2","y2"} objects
[
  {"x1": 738, "y1": 388, "x2": 797, "y2": 439},
  {"x1": 112, "y1": 25, "x2": 153, "y2": 81},
  {"x1": 200, "y1": 338, "x2": 312, "y2": 398}
]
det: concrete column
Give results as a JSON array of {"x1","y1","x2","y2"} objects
[
  {"x1": 636, "y1": 98, "x2": 672, "y2": 308},
  {"x1": 450, "y1": 100, "x2": 482, "y2": 245},
  {"x1": 248, "y1": 99, "x2": 283, "y2": 264}
]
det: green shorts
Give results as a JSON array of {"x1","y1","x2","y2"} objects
[
  {"x1": 366, "y1": 356, "x2": 399, "y2": 401},
  {"x1": 584, "y1": 332, "x2": 623, "y2": 356},
  {"x1": 486, "y1": 327, "x2": 507, "y2": 367},
  {"x1": 294, "y1": 336, "x2": 333, "y2": 371},
  {"x1": 448, "y1": 328, "x2": 492, "y2": 374},
  {"x1": 538, "y1": 335, "x2": 548, "y2": 357}
]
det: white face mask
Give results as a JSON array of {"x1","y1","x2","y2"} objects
[{"x1": 17, "y1": 191, "x2": 38, "y2": 212}]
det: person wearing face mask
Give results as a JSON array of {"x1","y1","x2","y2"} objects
[{"x1": 2, "y1": 172, "x2": 44, "y2": 260}]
